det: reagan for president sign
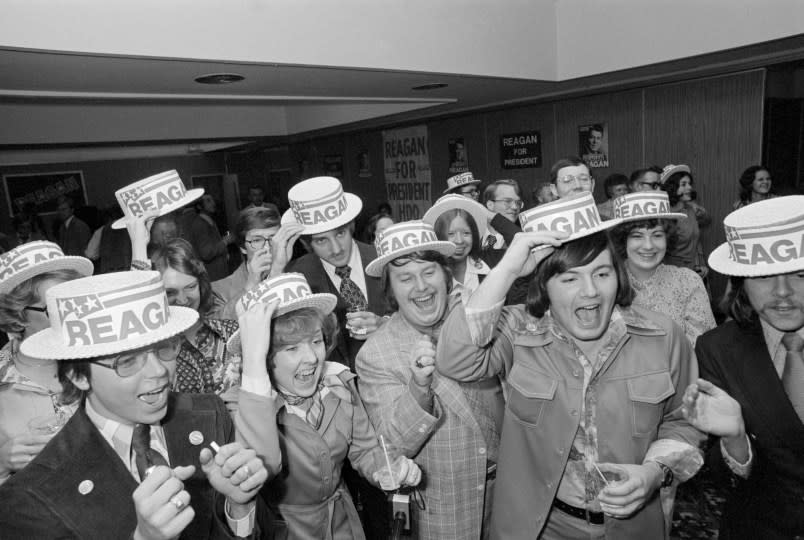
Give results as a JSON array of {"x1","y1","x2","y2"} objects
[{"x1": 500, "y1": 131, "x2": 541, "y2": 169}]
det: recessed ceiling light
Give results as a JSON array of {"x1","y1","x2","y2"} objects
[
  {"x1": 411, "y1": 83, "x2": 448, "y2": 91},
  {"x1": 195, "y1": 73, "x2": 245, "y2": 85}
]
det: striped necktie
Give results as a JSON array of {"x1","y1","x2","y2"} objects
[
  {"x1": 781, "y1": 332, "x2": 804, "y2": 421},
  {"x1": 483, "y1": 234, "x2": 497, "y2": 251}
]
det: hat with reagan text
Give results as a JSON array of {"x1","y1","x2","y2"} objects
[
  {"x1": 422, "y1": 194, "x2": 489, "y2": 239},
  {"x1": 518, "y1": 192, "x2": 621, "y2": 241},
  {"x1": 659, "y1": 164, "x2": 690, "y2": 184},
  {"x1": 20, "y1": 271, "x2": 198, "y2": 360},
  {"x1": 0, "y1": 241, "x2": 94, "y2": 295},
  {"x1": 226, "y1": 273, "x2": 338, "y2": 354},
  {"x1": 112, "y1": 170, "x2": 204, "y2": 229},
  {"x1": 708, "y1": 195, "x2": 804, "y2": 277},
  {"x1": 444, "y1": 172, "x2": 481, "y2": 194},
  {"x1": 365, "y1": 221, "x2": 456, "y2": 278},
  {"x1": 611, "y1": 192, "x2": 687, "y2": 224},
  {"x1": 281, "y1": 176, "x2": 362, "y2": 235}
]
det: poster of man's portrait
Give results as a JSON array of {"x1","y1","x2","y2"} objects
[
  {"x1": 578, "y1": 123, "x2": 609, "y2": 168},
  {"x1": 448, "y1": 137, "x2": 469, "y2": 174}
]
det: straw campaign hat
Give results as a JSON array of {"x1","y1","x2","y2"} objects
[
  {"x1": 518, "y1": 192, "x2": 621, "y2": 240},
  {"x1": 611, "y1": 192, "x2": 687, "y2": 224},
  {"x1": 20, "y1": 271, "x2": 198, "y2": 360},
  {"x1": 422, "y1": 194, "x2": 489, "y2": 239},
  {"x1": 112, "y1": 170, "x2": 204, "y2": 229},
  {"x1": 0, "y1": 241, "x2": 93, "y2": 295},
  {"x1": 444, "y1": 171, "x2": 481, "y2": 194},
  {"x1": 365, "y1": 221, "x2": 456, "y2": 278},
  {"x1": 659, "y1": 164, "x2": 690, "y2": 184},
  {"x1": 226, "y1": 273, "x2": 338, "y2": 353},
  {"x1": 708, "y1": 195, "x2": 804, "y2": 277},
  {"x1": 281, "y1": 176, "x2": 362, "y2": 235}
]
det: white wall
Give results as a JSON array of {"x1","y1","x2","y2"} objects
[
  {"x1": 556, "y1": 0, "x2": 804, "y2": 79},
  {"x1": 0, "y1": 0, "x2": 558, "y2": 80}
]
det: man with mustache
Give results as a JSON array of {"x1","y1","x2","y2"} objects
[{"x1": 682, "y1": 195, "x2": 804, "y2": 539}]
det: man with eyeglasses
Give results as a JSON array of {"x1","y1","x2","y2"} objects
[
  {"x1": 0, "y1": 270, "x2": 278, "y2": 539},
  {"x1": 628, "y1": 167, "x2": 663, "y2": 192},
  {"x1": 550, "y1": 156, "x2": 596, "y2": 199}
]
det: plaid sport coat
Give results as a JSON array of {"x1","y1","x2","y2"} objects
[{"x1": 356, "y1": 313, "x2": 493, "y2": 540}]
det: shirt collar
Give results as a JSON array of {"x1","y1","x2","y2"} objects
[
  {"x1": 85, "y1": 397, "x2": 135, "y2": 464},
  {"x1": 63, "y1": 216, "x2": 74, "y2": 228},
  {"x1": 760, "y1": 318, "x2": 804, "y2": 357}
]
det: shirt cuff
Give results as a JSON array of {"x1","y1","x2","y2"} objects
[
  {"x1": 464, "y1": 299, "x2": 505, "y2": 346},
  {"x1": 225, "y1": 498, "x2": 256, "y2": 537},
  {"x1": 720, "y1": 434, "x2": 753, "y2": 478},
  {"x1": 241, "y1": 374, "x2": 276, "y2": 398},
  {"x1": 643, "y1": 438, "x2": 704, "y2": 483}
]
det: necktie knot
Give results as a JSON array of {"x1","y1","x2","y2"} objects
[
  {"x1": 335, "y1": 265, "x2": 352, "y2": 279},
  {"x1": 483, "y1": 235, "x2": 497, "y2": 250},
  {"x1": 782, "y1": 332, "x2": 804, "y2": 353}
]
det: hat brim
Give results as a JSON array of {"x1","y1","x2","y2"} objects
[
  {"x1": 443, "y1": 179, "x2": 481, "y2": 194},
  {"x1": 365, "y1": 241, "x2": 456, "y2": 278},
  {"x1": 422, "y1": 196, "x2": 489, "y2": 239},
  {"x1": 615, "y1": 212, "x2": 688, "y2": 225},
  {"x1": 280, "y1": 193, "x2": 363, "y2": 235},
  {"x1": 111, "y1": 188, "x2": 206, "y2": 229},
  {"x1": 20, "y1": 306, "x2": 199, "y2": 360},
  {"x1": 708, "y1": 241, "x2": 804, "y2": 277},
  {"x1": 660, "y1": 165, "x2": 691, "y2": 183},
  {"x1": 225, "y1": 293, "x2": 338, "y2": 355},
  {"x1": 0, "y1": 256, "x2": 94, "y2": 296}
]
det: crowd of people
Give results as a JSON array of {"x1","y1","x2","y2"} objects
[{"x1": 0, "y1": 158, "x2": 800, "y2": 540}]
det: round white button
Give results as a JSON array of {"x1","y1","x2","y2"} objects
[{"x1": 78, "y1": 480, "x2": 94, "y2": 495}]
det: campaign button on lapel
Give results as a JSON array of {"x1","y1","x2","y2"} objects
[
  {"x1": 78, "y1": 479, "x2": 94, "y2": 495},
  {"x1": 188, "y1": 430, "x2": 204, "y2": 446}
]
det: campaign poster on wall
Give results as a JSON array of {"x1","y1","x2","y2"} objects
[
  {"x1": 382, "y1": 125, "x2": 432, "y2": 221},
  {"x1": 448, "y1": 137, "x2": 469, "y2": 174},
  {"x1": 3, "y1": 170, "x2": 87, "y2": 216},
  {"x1": 357, "y1": 150, "x2": 372, "y2": 178},
  {"x1": 578, "y1": 123, "x2": 609, "y2": 168},
  {"x1": 500, "y1": 130, "x2": 542, "y2": 169},
  {"x1": 323, "y1": 155, "x2": 344, "y2": 179}
]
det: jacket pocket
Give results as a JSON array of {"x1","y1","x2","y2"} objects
[
  {"x1": 507, "y1": 362, "x2": 557, "y2": 427},
  {"x1": 626, "y1": 371, "x2": 675, "y2": 438}
]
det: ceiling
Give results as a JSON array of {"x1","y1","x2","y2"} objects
[{"x1": 0, "y1": 1, "x2": 802, "y2": 164}]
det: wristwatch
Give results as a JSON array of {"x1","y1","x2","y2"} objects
[{"x1": 651, "y1": 461, "x2": 674, "y2": 488}]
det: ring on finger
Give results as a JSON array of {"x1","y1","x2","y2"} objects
[
  {"x1": 415, "y1": 359, "x2": 424, "y2": 368},
  {"x1": 169, "y1": 495, "x2": 184, "y2": 510},
  {"x1": 241, "y1": 464, "x2": 251, "y2": 479}
]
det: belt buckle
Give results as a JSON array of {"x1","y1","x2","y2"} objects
[{"x1": 486, "y1": 461, "x2": 497, "y2": 481}]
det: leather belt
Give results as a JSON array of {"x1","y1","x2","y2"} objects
[{"x1": 552, "y1": 498, "x2": 605, "y2": 525}]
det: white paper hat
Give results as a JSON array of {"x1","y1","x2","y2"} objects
[
  {"x1": 518, "y1": 192, "x2": 621, "y2": 240},
  {"x1": 280, "y1": 176, "x2": 363, "y2": 235},
  {"x1": 708, "y1": 195, "x2": 804, "y2": 277},
  {"x1": 660, "y1": 164, "x2": 690, "y2": 184},
  {"x1": 226, "y1": 273, "x2": 338, "y2": 353},
  {"x1": 444, "y1": 171, "x2": 481, "y2": 194},
  {"x1": 611, "y1": 192, "x2": 687, "y2": 224},
  {"x1": 20, "y1": 271, "x2": 198, "y2": 360},
  {"x1": 365, "y1": 221, "x2": 456, "y2": 278},
  {"x1": 422, "y1": 194, "x2": 489, "y2": 239},
  {"x1": 112, "y1": 170, "x2": 204, "y2": 229},
  {"x1": 0, "y1": 241, "x2": 94, "y2": 295}
]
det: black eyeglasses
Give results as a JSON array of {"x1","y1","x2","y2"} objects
[
  {"x1": 93, "y1": 336, "x2": 183, "y2": 378},
  {"x1": 23, "y1": 305, "x2": 49, "y2": 318},
  {"x1": 244, "y1": 236, "x2": 273, "y2": 250},
  {"x1": 492, "y1": 198, "x2": 524, "y2": 209}
]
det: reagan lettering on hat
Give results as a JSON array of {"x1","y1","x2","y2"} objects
[
  {"x1": 240, "y1": 276, "x2": 313, "y2": 312},
  {"x1": 119, "y1": 173, "x2": 186, "y2": 218},
  {"x1": 613, "y1": 197, "x2": 670, "y2": 219},
  {"x1": 0, "y1": 244, "x2": 63, "y2": 281},
  {"x1": 290, "y1": 193, "x2": 348, "y2": 226},
  {"x1": 55, "y1": 278, "x2": 170, "y2": 347},
  {"x1": 378, "y1": 229, "x2": 438, "y2": 257},
  {"x1": 726, "y1": 222, "x2": 804, "y2": 266}
]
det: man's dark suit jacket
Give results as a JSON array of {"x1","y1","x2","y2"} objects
[
  {"x1": 286, "y1": 241, "x2": 385, "y2": 371},
  {"x1": 696, "y1": 319, "x2": 804, "y2": 540},
  {"x1": 481, "y1": 213, "x2": 529, "y2": 305},
  {"x1": 58, "y1": 215, "x2": 92, "y2": 257},
  {"x1": 0, "y1": 393, "x2": 278, "y2": 540}
]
